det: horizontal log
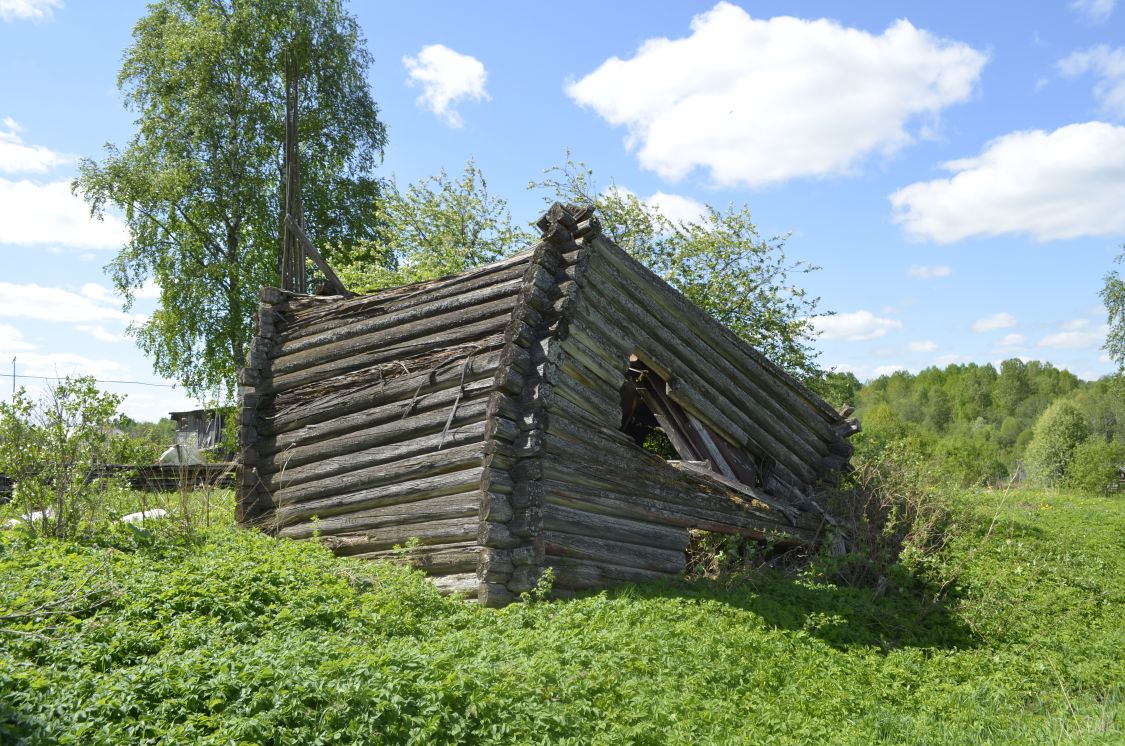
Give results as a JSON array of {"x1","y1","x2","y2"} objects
[
  {"x1": 316, "y1": 516, "x2": 480, "y2": 555},
  {"x1": 260, "y1": 395, "x2": 490, "y2": 469},
  {"x1": 262, "y1": 348, "x2": 506, "y2": 436},
  {"x1": 546, "y1": 556, "x2": 678, "y2": 591},
  {"x1": 262, "y1": 317, "x2": 510, "y2": 396},
  {"x1": 272, "y1": 295, "x2": 520, "y2": 377},
  {"x1": 267, "y1": 441, "x2": 484, "y2": 507},
  {"x1": 279, "y1": 491, "x2": 481, "y2": 539},
  {"x1": 543, "y1": 531, "x2": 686, "y2": 575},
  {"x1": 351, "y1": 541, "x2": 481, "y2": 576},
  {"x1": 429, "y1": 572, "x2": 480, "y2": 598},
  {"x1": 264, "y1": 421, "x2": 487, "y2": 490},
  {"x1": 281, "y1": 250, "x2": 534, "y2": 335},
  {"x1": 277, "y1": 277, "x2": 523, "y2": 357},
  {"x1": 542, "y1": 502, "x2": 689, "y2": 552},
  {"x1": 274, "y1": 466, "x2": 485, "y2": 525}
]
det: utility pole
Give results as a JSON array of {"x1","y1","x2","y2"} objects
[
  {"x1": 280, "y1": 46, "x2": 306, "y2": 294},
  {"x1": 10, "y1": 357, "x2": 14, "y2": 397}
]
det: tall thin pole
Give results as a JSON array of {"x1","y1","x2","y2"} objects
[
  {"x1": 10, "y1": 357, "x2": 14, "y2": 397},
  {"x1": 280, "y1": 46, "x2": 306, "y2": 294}
]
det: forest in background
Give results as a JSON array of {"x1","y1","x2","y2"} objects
[{"x1": 813, "y1": 361, "x2": 1124, "y2": 492}]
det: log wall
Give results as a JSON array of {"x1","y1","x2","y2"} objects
[
  {"x1": 238, "y1": 203, "x2": 857, "y2": 606},
  {"x1": 238, "y1": 251, "x2": 538, "y2": 600}
]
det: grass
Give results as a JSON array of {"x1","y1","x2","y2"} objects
[{"x1": 0, "y1": 487, "x2": 1121, "y2": 744}]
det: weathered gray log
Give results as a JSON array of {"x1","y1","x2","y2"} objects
[
  {"x1": 268, "y1": 422, "x2": 487, "y2": 489},
  {"x1": 262, "y1": 318, "x2": 510, "y2": 396},
  {"x1": 273, "y1": 466, "x2": 485, "y2": 525},
  {"x1": 547, "y1": 556, "x2": 678, "y2": 590},
  {"x1": 266, "y1": 441, "x2": 484, "y2": 507},
  {"x1": 430, "y1": 572, "x2": 480, "y2": 598},
  {"x1": 271, "y1": 295, "x2": 519, "y2": 377},
  {"x1": 319, "y1": 517, "x2": 480, "y2": 555},
  {"x1": 262, "y1": 349, "x2": 506, "y2": 436},
  {"x1": 543, "y1": 531, "x2": 686, "y2": 574},
  {"x1": 542, "y1": 503, "x2": 689, "y2": 552},
  {"x1": 276, "y1": 276, "x2": 524, "y2": 355},
  {"x1": 278, "y1": 490, "x2": 481, "y2": 539},
  {"x1": 259, "y1": 396, "x2": 490, "y2": 468},
  {"x1": 351, "y1": 541, "x2": 481, "y2": 575}
]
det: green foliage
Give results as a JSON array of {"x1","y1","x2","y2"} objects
[
  {"x1": 339, "y1": 160, "x2": 535, "y2": 291},
  {"x1": 74, "y1": 0, "x2": 387, "y2": 399},
  {"x1": 1102, "y1": 247, "x2": 1125, "y2": 374},
  {"x1": 806, "y1": 369, "x2": 861, "y2": 410},
  {"x1": 1025, "y1": 400, "x2": 1091, "y2": 486},
  {"x1": 2, "y1": 489, "x2": 1122, "y2": 743},
  {"x1": 532, "y1": 155, "x2": 824, "y2": 379},
  {"x1": 0, "y1": 377, "x2": 129, "y2": 537},
  {"x1": 1066, "y1": 438, "x2": 1125, "y2": 493}
]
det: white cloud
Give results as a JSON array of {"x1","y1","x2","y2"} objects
[
  {"x1": 1069, "y1": 0, "x2": 1116, "y2": 23},
  {"x1": 907, "y1": 264, "x2": 953, "y2": 279},
  {"x1": 0, "y1": 0, "x2": 62, "y2": 23},
  {"x1": 906, "y1": 340, "x2": 939, "y2": 353},
  {"x1": 6, "y1": 351, "x2": 126, "y2": 380},
  {"x1": 0, "y1": 177, "x2": 128, "y2": 248},
  {"x1": 972, "y1": 312, "x2": 1017, "y2": 332},
  {"x1": 1058, "y1": 46, "x2": 1125, "y2": 119},
  {"x1": 403, "y1": 44, "x2": 489, "y2": 127},
  {"x1": 645, "y1": 191, "x2": 708, "y2": 224},
  {"x1": 873, "y1": 364, "x2": 910, "y2": 377},
  {"x1": 0, "y1": 119, "x2": 72, "y2": 174},
  {"x1": 994, "y1": 333, "x2": 1026, "y2": 350},
  {"x1": 0, "y1": 323, "x2": 35, "y2": 351},
  {"x1": 1038, "y1": 318, "x2": 1108, "y2": 349},
  {"x1": 936, "y1": 353, "x2": 972, "y2": 366},
  {"x1": 891, "y1": 122, "x2": 1125, "y2": 243},
  {"x1": 0, "y1": 282, "x2": 129, "y2": 324},
  {"x1": 565, "y1": 3, "x2": 986, "y2": 187},
  {"x1": 76, "y1": 325, "x2": 124, "y2": 343},
  {"x1": 811, "y1": 310, "x2": 903, "y2": 341},
  {"x1": 135, "y1": 280, "x2": 161, "y2": 299}
]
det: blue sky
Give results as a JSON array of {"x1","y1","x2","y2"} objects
[{"x1": 1, "y1": 0, "x2": 1122, "y2": 420}]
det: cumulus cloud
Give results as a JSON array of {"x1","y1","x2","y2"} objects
[
  {"x1": 994, "y1": 333, "x2": 1026, "y2": 350},
  {"x1": 0, "y1": 0, "x2": 62, "y2": 22},
  {"x1": 890, "y1": 122, "x2": 1125, "y2": 243},
  {"x1": 7, "y1": 351, "x2": 126, "y2": 380},
  {"x1": 972, "y1": 312, "x2": 1017, "y2": 332},
  {"x1": 0, "y1": 323, "x2": 35, "y2": 351},
  {"x1": 566, "y1": 3, "x2": 986, "y2": 187},
  {"x1": 811, "y1": 310, "x2": 903, "y2": 341},
  {"x1": 0, "y1": 118, "x2": 72, "y2": 173},
  {"x1": 907, "y1": 264, "x2": 952, "y2": 279},
  {"x1": 906, "y1": 340, "x2": 939, "y2": 353},
  {"x1": 645, "y1": 191, "x2": 709, "y2": 224},
  {"x1": 403, "y1": 44, "x2": 489, "y2": 127},
  {"x1": 0, "y1": 177, "x2": 128, "y2": 248},
  {"x1": 1058, "y1": 45, "x2": 1125, "y2": 119},
  {"x1": 1069, "y1": 0, "x2": 1116, "y2": 23},
  {"x1": 0, "y1": 282, "x2": 129, "y2": 324},
  {"x1": 76, "y1": 324, "x2": 124, "y2": 343},
  {"x1": 1038, "y1": 318, "x2": 1108, "y2": 349},
  {"x1": 873, "y1": 364, "x2": 911, "y2": 377}
]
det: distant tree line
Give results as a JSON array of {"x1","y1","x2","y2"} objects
[{"x1": 825, "y1": 360, "x2": 1124, "y2": 491}]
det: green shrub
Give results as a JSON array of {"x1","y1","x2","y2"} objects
[
  {"x1": 1066, "y1": 438, "x2": 1125, "y2": 493},
  {"x1": 1025, "y1": 400, "x2": 1090, "y2": 486},
  {"x1": 0, "y1": 377, "x2": 129, "y2": 537}
]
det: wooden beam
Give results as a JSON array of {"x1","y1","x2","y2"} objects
[{"x1": 284, "y1": 213, "x2": 354, "y2": 298}]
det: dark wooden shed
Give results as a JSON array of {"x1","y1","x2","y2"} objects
[{"x1": 237, "y1": 204, "x2": 858, "y2": 606}]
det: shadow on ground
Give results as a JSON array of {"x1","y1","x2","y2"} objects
[{"x1": 592, "y1": 566, "x2": 979, "y2": 652}]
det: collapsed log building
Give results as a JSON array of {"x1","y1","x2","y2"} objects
[{"x1": 237, "y1": 204, "x2": 859, "y2": 606}]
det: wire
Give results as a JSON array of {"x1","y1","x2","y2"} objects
[{"x1": 0, "y1": 373, "x2": 177, "y2": 388}]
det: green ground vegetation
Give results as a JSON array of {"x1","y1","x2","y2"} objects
[{"x1": 0, "y1": 483, "x2": 1120, "y2": 744}]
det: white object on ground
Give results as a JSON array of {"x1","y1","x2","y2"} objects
[
  {"x1": 158, "y1": 443, "x2": 203, "y2": 465},
  {"x1": 119, "y1": 508, "x2": 169, "y2": 524}
]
